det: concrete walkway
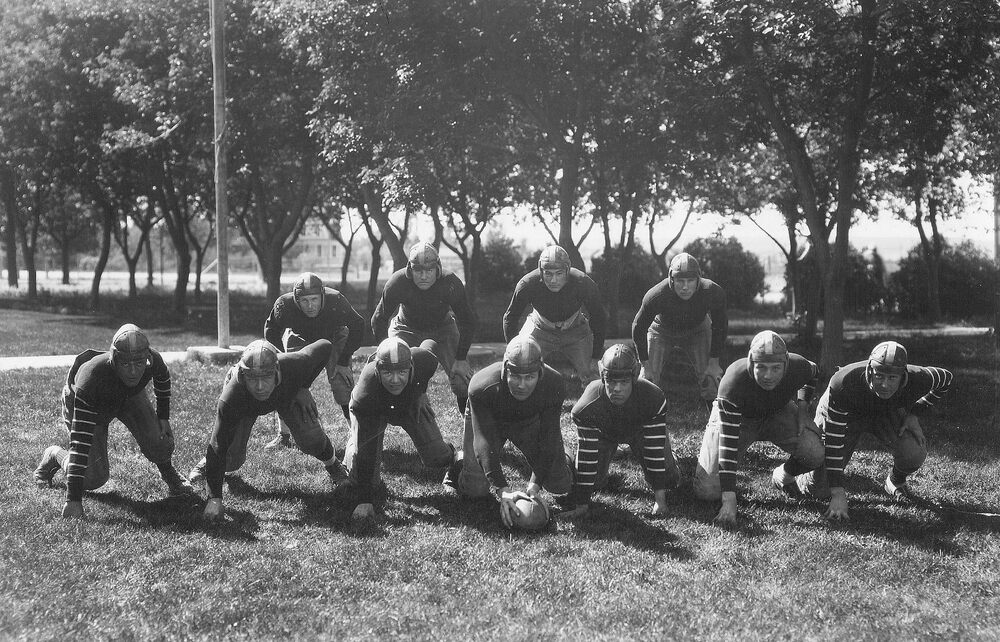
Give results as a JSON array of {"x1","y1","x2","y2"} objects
[{"x1": 0, "y1": 326, "x2": 989, "y2": 372}]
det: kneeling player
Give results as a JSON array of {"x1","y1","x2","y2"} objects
[
  {"x1": 798, "y1": 341, "x2": 953, "y2": 520},
  {"x1": 564, "y1": 344, "x2": 680, "y2": 518},
  {"x1": 345, "y1": 338, "x2": 458, "y2": 519},
  {"x1": 693, "y1": 331, "x2": 824, "y2": 525},
  {"x1": 190, "y1": 339, "x2": 349, "y2": 521},
  {"x1": 445, "y1": 336, "x2": 572, "y2": 528},
  {"x1": 34, "y1": 324, "x2": 194, "y2": 518}
]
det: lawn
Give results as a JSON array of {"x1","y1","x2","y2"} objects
[{"x1": 1, "y1": 312, "x2": 999, "y2": 640}]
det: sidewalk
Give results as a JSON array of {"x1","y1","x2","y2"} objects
[{"x1": 0, "y1": 326, "x2": 989, "y2": 372}]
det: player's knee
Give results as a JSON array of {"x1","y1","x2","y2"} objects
[
  {"x1": 664, "y1": 464, "x2": 682, "y2": 491},
  {"x1": 83, "y1": 467, "x2": 110, "y2": 490},
  {"x1": 896, "y1": 442, "x2": 927, "y2": 472},
  {"x1": 296, "y1": 430, "x2": 332, "y2": 459},
  {"x1": 422, "y1": 442, "x2": 455, "y2": 469},
  {"x1": 796, "y1": 432, "x2": 825, "y2": 470}
]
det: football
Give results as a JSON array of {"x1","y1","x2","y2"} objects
[{"x1": 511, "y1": 496, "x2": 550, "y2": 531}]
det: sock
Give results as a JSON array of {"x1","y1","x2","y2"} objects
[
  {"x1": 341, "y1": 404, "x2": 351, "y2": 421},
  {"x1": 889, "y1": 467, "x2": 908, "y2": 486},
  {"x1": 322, "y1": 455, "x2": 340, "y2": 468},
  {"x1": 457, "y1": 395, "x2": 468, "y2": 414},
  {"x1": 54, "y1": 447, "x2": 69, "y2": 469}
]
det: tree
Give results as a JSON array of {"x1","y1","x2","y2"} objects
[
  {"x1": 478, "y1": 233, "x2": 525, "y2": 294},
  {"x1": 682, "y1": 236, "x2": 766, "y2": 309},
  {"x1": 891, "y1": 240, "x2": 999, "y2": 321}
]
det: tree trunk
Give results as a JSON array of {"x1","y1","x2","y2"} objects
[
  {"x1": 361, "y1": 184, "x2": 406, "y2": 269},
  {"x1": 366, "y1": 238, "x2": 383, "y2": 314},
  {"x1": 556, "y1": 140, "x2": 584, "y2": 270},
  {"x1": 339, "y1": 239, "x2": 353, "y2": 291},
  {"x1": 260, "y1": 241, "x2": 284, "y2": 303},
  {"x1": 145, "y1": 235, "x2": 155, "y2": 289},
  {"x1": 0, "y1": 166, "x2": 17, "y2": 287},
  {"x1": 61, "y1": 239, "x2": 71, "y2": 285},
  {"x1": 90, "y1": 206, "x2": 113, "y2": 310}
]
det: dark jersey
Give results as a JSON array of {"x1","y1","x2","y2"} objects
[
  {"x1": 370, "y1": 269, "x2": 476, "y2": 360},
  {"x1": 716, "y1": 354, "x2": 819, "y2": 493},
  {"x1": 822, "y1": 361, "x2": 953, "y2": 487},
  {"x1": 206, "y1": 340, "x2": 332, "y2": 496},
  {"x1": 631, "y1": 277, "x2": 728, "y2": 360},
  {"x1": 263, "y1": 287, "x2": 365, "y2": 366},
  {"x1": 502, "y1": 268, "x2": 608, "y2": 359},
  {"x1": 571, "y1": 378, "x2": 671, "y2": 503},
  {"x1": 467, "y1": 361, "x2": 566, "y2": 489},
  {"x1": 349, "y1": 348, "x2": 439, "y2": 425},
  {"x1": 65, "y1": 349, "x2": 171, "y2": 502}
]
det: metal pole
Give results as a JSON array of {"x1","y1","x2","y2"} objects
[{"x1": 211, "y1": 0, "x2": 230, "y2": 348}]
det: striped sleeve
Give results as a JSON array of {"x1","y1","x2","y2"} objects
[
  {"x1": 639, "y1": 403, "x2": 669, "y2": 491},
  {"x1": 66, "y1": 394, "x2": 100, "y2": 502},
  {"x1": 796, "y1": 360, "x2": 820, "y2": 403},
  {"x1": 822, "y1": 398, "x2": 851, "y2": 488},
  {"x1": 717, "y1": 398, "x2": 743, "y2": 493},
  {"x1": 910, "y1": 367, "x2": 953, "y2": 415},
  {"x1": 150, "y1": 351, "x2": 171, "y2": 420},
  {"x1": 570, "y1": 426, "x2": 603, "y2": 504}
]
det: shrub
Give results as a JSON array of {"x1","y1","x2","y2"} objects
[
  {"x1": 681, "y1": 237, "x2": 766, "y2": 308},
  {"x1": 890, "y1": 240, "x2": 999, "y2": 320},
  {"x1": 589, "y1": 245, "x2": 662, "y2": 309},
  {"x1": 478, "y1": 233, "x2": 526, "y2": 293}
]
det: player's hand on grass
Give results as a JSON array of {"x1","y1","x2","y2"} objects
[
  {"x1": 714, "y1": 491, "x2": 737, "y2": 526},
  {"x1": 651, "y1": 489, "x2": 669, "y2": 517},
  {"x1": 352, "y1": 503, "x2": 375, "y2": 520},
  {"x1": 825, "y1": 487, "x2": 850, "y2": 521},
  {"x1": 61, "y1": 501, "x2": 84, "y2": 519},
  {"x1": 203, "y1": 497, "x2": 224, "y2": 521},
  {"x1": 499, "y1": 488, "x2": 531, "y2": 527}
]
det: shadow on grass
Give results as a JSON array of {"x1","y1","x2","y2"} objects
[{"x1": 89, "y1": 489, "x2": 260, "y2": 542}]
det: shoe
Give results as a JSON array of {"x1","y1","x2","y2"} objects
[
  {"x1": 884, "y1": 473, "x2": 913, "y2": 501},
  {"x1": 771, "y1": 465, "x2": 802, "y2": 498},
  {"x1": 188, "y1": 461, "x2": 207, "y2": 487},
  {"x1": 34, "y1": 446, "x2": 62, "y2": 488},
  {"x1": 162, "y1": 466, "x2": 196, "y2": 497},
  {"x1": 326, "y1": 460, "x2": 349, "y2": 484},
  {"x1": 265, "y1": 434, "x2": 293, "y2": 449}
]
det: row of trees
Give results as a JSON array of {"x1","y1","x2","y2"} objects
[{"x1": 2, "y1": 0, "x2": 998, "y2": 375}]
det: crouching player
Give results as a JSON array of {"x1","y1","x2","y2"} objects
[
  {"x1": 190, "y1": 339, "x2": 349, "y2": 521},
  {"x1": 33, "y1": 324, "x2": 194, "y2": 519},
  {"x1": 262, "y1": 272, "x2": 366, "y2": 448},
  {"x1": 563, "y1": 344, "x2": 680, "y2": 519},
  {"x1": 445, "y1": 335, "x2": 572, "y2": 527},
  {"x1": 693, "y1": 331, "x2": 824, "y2": 525},
  {"x1": 798, "y1": 341, "x2": 953, "y2": 520},
  {"x1": 345, "y1": 338, "x2": 458, "y2": 520}
]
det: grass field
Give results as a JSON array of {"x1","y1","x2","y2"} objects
[{"x1": 2, "y1": 312, "x2": 999, "y2": 640}]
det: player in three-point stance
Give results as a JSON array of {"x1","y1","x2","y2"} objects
[
  {"x1": 796, "y1": 341, "x2": 953, "y2": 520},
  {"x1": 34, "y1": 324, "x2": 194, "y2": 519},
  {"x1": 693, "y1": 330, "x2": 825, "y2": 525},
  {"x1": 444, "y1": 335, "x2": 572, "y2": 528},
  {"x1": 262, "y1": 272, "x2": 366, "y2": 449},
  {"x1": 371, "y1": 242, "x2": 476, "y2": 413},
  {"x1": 632, "y1": 252, "x2": 727, "y2": 402},
  {"x1": 563, "y1": 344, "x2": 681, "y2": 519},
  {"x1": 502, "y1": 245, "x2": 608, "y2": 385},
  {"x1": 344, "y1": 338, "x2": 458, "y2": 520},
  {"x1": 189, "y1": 339, "x2": 349, "y2": 521}
]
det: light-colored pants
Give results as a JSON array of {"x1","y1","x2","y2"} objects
[
  {"x1": 343, "y1": 394, "x2": 455, "y2": 489},
  {"x1": 647, "y1": 316, "x2": 715, "y2": 400},
  {"x1": 211, "y1": 389, "x2": 335, "y2": 472},
  {"x1": 797, "y1": 389, "x2": 927, "y2": 499},
  {"x1": 283, "y1": 326, "x2": 353, "y2": 405},
  {"x1": 693, "y1": 400, "x2": 824, "y2": 500},
  {"x1": 457, "y1": 409, "x2": 573, "y2": 498},
  {"x1": 390, "y1": 314, "x2": 469, "y2": 397},
  {"x1": 520, "y1": 315, "x2": 595, "y2": 383},
  {"x1": 61, "y1": 387, "x2": 174, "y2": 490}
]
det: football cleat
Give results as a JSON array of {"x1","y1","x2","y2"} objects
[
  {"x1": 264, "y1": 433, "x2": 293, "y2": 450},
  {"x1": 326, "y1": 460, "x2": 349, "y2": 484},
  {"x1": 771, "y1": 464, "x2": 802, "y2": 498},
  {"x1": 188, "y1": 461, "x2": 207, "y2": 487},
  {"x1": 884, "y1": 473, "x2": 914, "y2": 501},
  {"x1": 34, "y1": 446, "x2": 62, "y2": 488},
  {"x1": 162, "y1": 465, "x2": 197, "y2": 497}
]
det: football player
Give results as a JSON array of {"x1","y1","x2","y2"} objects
[
  {"x1": 34, "y1": 324, "x2": 194, "y2": 518},
  {"x1": 262, "y1": 272, "x2": 366, "y2": 448},
  {"x1": 502, "y1": 245, "x2": 607, "y2": 384},
  {"x1": 563, "y1": 344, "x2": 680, "y2": 518},
  {"x1": 189, "y1": 339, "x2": 349, "y2": 521},
  {"x1": 693, "y1": 330, "x2": 824, "y2": 525},
  {"x1": 797, "y1": 341, "x2": 953, "y2": 520},
  {"x1": 345, "y1": 338, "x2": 458, "y2": 520},
  {"x1": 444, "y1": 335, "x2": 572, "y2": 528},
  {"x1": 632, "y1": 252, "x2": 728, "y2": 402},
  {"x1": 371, "y1": 242, "x2": 476, "y2": 413}
]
